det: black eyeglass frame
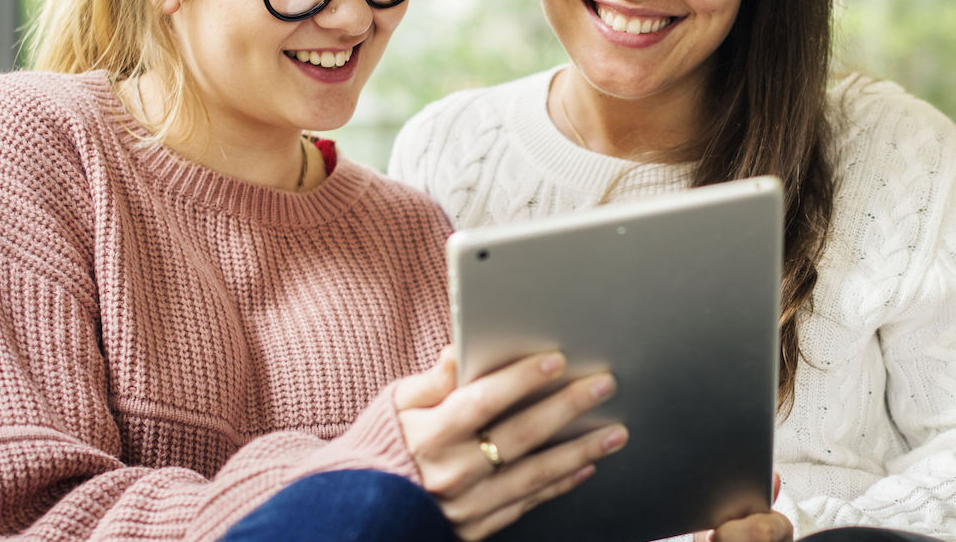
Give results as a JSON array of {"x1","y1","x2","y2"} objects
[{"x1": 264, "y1": 0, "x2": 407, "y2": 22}]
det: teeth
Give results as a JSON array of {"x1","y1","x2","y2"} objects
[
  {"x1": 597, "y1": 5, "x2": 672, "y2": 35},
  {"x1": 288, "y1": 47, "x2": 354, "y2": 69},
  {"x1": 613, "y1": 14, "x2": 627, "y2": 31}
]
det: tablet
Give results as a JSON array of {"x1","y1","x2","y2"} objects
[{"x1": 446, "y1": 176, "x2": 783, "y2": 542}]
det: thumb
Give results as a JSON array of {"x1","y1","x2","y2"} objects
[{"x1": 394, "y1": 346, "x2": 457, "y2": 410}]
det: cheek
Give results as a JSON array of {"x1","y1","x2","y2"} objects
[
  {"x1": 540, "y1": 0, "x2": 572, "y2": 35},
  {"x1": 688, "y1": 0, "x2": 740, "y2": 57},
  {"x1": 377, "y1": 4, "x2": 408, "y2": 36},
  {"x1": 694, "y1": 0, "x2": 741, "y2": 29}
]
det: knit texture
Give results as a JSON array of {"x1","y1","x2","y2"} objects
[
  {"x1": 389, "y1": 67, "x2": 956, "y2": 540},
  {"x1": 0, "y1": 70, "x2": 452, "y2": 540}
]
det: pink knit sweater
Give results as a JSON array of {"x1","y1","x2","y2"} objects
[{"x1": 0, "y1": 70, "x2": 452, "y2": 540}]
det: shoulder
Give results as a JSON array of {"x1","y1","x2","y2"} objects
[
  {"x1": 0, "y1": 70, "x2": 118, "y2": 185},
  {"x1": 391, "y1": 68, "x2": 557, "y2": 165},
  {"x1": 822, "y1": 75, "x2": 956, "y2": 306},
  {"x1": 827, "y1": 73, "x2": 956, "y2": 208},
  {"x1": 388, "y1": 68, "x2": 558, "y2": 192},
  {"x1": 0, "y1": 72, "x2": 108, "y2": 294},
  {"x1": 827, "y1": 73, "x2": 956, "y2": 191},
  {"x1": 0, "y1": 70, "x2": 116, "y2": 188},
  {"x1": 828, "y1": 74, "x2": 956, "y2": 161},
  {"x1": 0, "y1": 70, "x2": 111, "y2": 136}
]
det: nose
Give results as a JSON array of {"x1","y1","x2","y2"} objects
[{"x1": 311, "y1": 0, "x2": 373, "y2": 35}]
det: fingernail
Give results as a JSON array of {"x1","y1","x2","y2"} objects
[
  {"x1": 573, "y1": 464, "x2": 596, "y2": 484},
  {"x1": 590, "y1": 374, "x2": 616, "y2": 400},
  {"x1": 603, "y1": 428, "x2": 627, "y2": 453},
  {"x1": 539, "y1": 354, "x2": 564, "y2": 376}
]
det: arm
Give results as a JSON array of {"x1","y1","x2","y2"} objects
[
  {"x1": 773, "y1": 85, "x2": 956, "y2": 540},
  {"x1": 0, "y1": 261, "x2": 418, "y2": 541},
  {"x1": 387, "y1": 88, "x2": 502, "y2": 228},
  {"x1": 0, "y1": 82, "x2": 419, "y2": 540},
  {"x1": 388, "y1": 102, "x2": 437, "y2": 195}
]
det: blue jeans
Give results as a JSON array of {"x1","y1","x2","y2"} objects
[
  {"x1": 221, "y1": 470, "x2": 455, "y2": 542},
  {"x1": 801, "y1": 527, "x2": 945, "y2": 541}
]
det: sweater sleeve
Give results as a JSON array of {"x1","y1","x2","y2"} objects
[
  {"x1": 388, "y1": 88, "x2": 492, "y2": 195},
  {"x1": 773, "y1": 83, "x2": 956, "y2": 541},
  {"x1": 0, "y1": 76, "x2": 420, "y2": 541},
  {"x1": 389, "y1": 87, "x2": 513, "y2": 230},
  {"x1": 388, "y1": 101, "x2": 438, "y2": 195}
]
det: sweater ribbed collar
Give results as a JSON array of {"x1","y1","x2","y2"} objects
[
  {"x1": 80, "y1": 70, "x2": 371, "y2": 229},
  {"x1": 506, "y1": 66, "x2": 694, "y2": 197}
]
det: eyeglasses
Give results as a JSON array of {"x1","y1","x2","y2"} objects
[{"x1": 264, "y1": 0, "x2": 408, "y2": 22}]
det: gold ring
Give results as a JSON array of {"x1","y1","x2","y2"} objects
[{"x1": 478, "y1": 431, "x2": 504, "y2": 471}]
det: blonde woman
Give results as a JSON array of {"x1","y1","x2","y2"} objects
[{"x1": 0, "y1": 0, "x2": 638, "y2": 540}]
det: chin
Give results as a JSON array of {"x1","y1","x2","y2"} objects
[
  {"x1": 577, "y1": 66, "x2": 654, "y2": 99},
  {"x1": 302, "y1": 105, "x2": 358, "y2": 132}
]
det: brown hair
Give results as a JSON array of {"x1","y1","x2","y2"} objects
[{"x1": 694, "y1": 0, "x2": 836, "y2": 414}]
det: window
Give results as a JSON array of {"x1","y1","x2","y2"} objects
[
  {"x1": 5, "y1": 0, "x2": 953, "y2": 168},
  {"x1": 1, "y1": 0, "x2": 20, "y2": 72}
]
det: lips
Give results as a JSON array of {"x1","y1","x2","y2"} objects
[{"x1": 286, "y1": 43, "x2": 362, "y2": 84}]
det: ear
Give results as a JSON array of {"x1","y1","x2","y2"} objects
[{"x1": 156, "y1": 0, "x2": 182, "y2": 15}]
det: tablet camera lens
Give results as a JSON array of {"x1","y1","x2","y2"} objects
[{"x1": 477, "y1": 249, "x2": 489, "y2": 261}]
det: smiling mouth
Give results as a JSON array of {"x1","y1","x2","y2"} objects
[
  {"x1": 284, "y1": 47, "x2": 355, "y2": 69},
  {"x1": 590, "y1": 2, "x2": 679, "y2": 35}
]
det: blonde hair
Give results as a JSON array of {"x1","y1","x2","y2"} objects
[{"x1": 27, "y1": 0, "x2": 203, "y2": 142}]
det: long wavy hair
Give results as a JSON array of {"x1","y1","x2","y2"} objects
[
  {"x1": 26, "y1": 0, "x2": 202, "y2": 142},
  {"x1": 695, "y1": 0, "x2": 836, "y2": 414}
]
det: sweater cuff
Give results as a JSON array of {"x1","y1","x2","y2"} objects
[{"x1": 329, "y1": 380, "x2": 422, "y2": 484}]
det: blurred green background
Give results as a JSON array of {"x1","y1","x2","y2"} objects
[{"x1": 17, "y1": 0, "x2": 956, "y2": 170}]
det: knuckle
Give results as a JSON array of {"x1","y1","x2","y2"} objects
[
  {"x1": 462, "y1": 384, "x2": 499, "y2": 421},
  {"x1": 569, "y1": 378, "x2": 601, "y2": 412},
  {"x1": 405, "y1": 433, "x2": 435, "y2": 458},
  {"x1": 441, "y1": 499, "x2": 475, "y2": 525},
  {"x1": 423, "y1": 465, "x2": 471, "y2": 497},
  {"x1": 458, "y1": 521, "x2": 493, "y2": 542},
  {"x1": 507, "y1": 419, "x2": 543, "y2": 453},
  {"x1": 550, "y1": 474, "x2": 580, "y2": 499},
  {"x1": 526, "y1": 463, "x2": 561, "y2": 490},
  {"x1": 587, "y1": 431, "x2": 612, "y2": 460}
]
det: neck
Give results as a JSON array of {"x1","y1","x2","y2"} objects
[
  {"x1": 119, "y1": 71, "x2": 326, "y2": 192},
  {"x1": 549, "y1": 67, "x2": 708, "y2": 163}
]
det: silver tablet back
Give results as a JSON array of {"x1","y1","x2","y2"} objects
[{"x1": 447, "y1": 177, "x2": 783, "y2": 542}]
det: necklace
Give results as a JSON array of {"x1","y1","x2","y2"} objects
[
  {"x1": 560, "y1": 94, "x2": 591, "y2": 151},
  {"x1": 296, "y1": 137, "x2": 309, "y2": 191},
  {"x1": 560, "y1": 93, "x2": 627, "y2": 205}
]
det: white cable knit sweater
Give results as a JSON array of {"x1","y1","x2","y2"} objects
[{"x1": 388, "y1": 66, "x2": 956, "y2": 540}]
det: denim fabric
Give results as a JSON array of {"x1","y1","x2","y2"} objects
[
  {"x1": 801, "y1": 527, "x2": 946, "y2": 542},
  {"x1": 221, "y1": 470, "x2": 455, "y2": 542}
]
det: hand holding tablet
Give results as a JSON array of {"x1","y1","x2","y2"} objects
[
  {"x1": 395, "y1": 347, "x2": 629, "y2": 541},
  {"x1": 445, "y1": 177, "x2": 784, "y2": 542}
]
